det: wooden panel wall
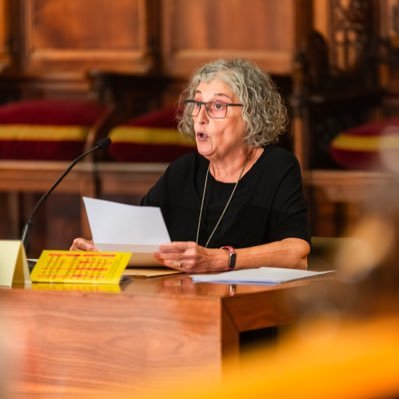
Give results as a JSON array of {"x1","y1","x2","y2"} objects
[
  {"x1": 161, "y1": 0, "x2": 312, "y2": 77},
  {"x1": 0, "y1": 0, "x2": 9, "y2": 71},
  {"x1": 1, "y1": 0, "x2": 396, "y2": 96},
  {"x1": 313, "y1": 0, "x2": 329, "y2": 38},
  {"x1": 19, "y1": 0, "x2": 157, "y2": 77},
  {"x1": 0, "y1": 0, "x2": 317, "y2": 98}
]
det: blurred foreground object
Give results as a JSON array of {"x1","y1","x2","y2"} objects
[{"x1": 119, "y1": 316, "x2": 399, "y2": 399}]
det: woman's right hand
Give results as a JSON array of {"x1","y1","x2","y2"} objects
[{"x1": 69, "y1": 238, "x2": 98, "y2": 251}]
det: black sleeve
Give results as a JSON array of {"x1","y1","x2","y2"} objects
[
  {"x1": 269, "y1": 156, "x2": 311, "y2": 244},
  {"x1": 140, "y1": 173, "x2": 166, "y2": 207}
]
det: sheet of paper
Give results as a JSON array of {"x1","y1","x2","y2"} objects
[
  {"x1": 83, "y1": 197, "x2": 171, "y2": 266},
  {"x1": 123, "y1": 267, "x2": 181, "y2": 278},
  {"x1": 191, "y1": 267, "x2": 334, "y2": 285}
]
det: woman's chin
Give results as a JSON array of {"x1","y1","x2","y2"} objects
[{"x1": 196, "y1": 144, "x2": 214, "y2": 158}]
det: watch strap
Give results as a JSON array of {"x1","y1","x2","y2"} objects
[{"x1": 220, "y1": 245, "x2": 236, "y2": 270}]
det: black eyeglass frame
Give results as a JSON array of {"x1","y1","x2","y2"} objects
[{"x1": 184, "y1": 99, "x2": 243, "y2": 119}]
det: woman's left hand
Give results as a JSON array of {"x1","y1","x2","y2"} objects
[{"x1": 154, "y1": 241, "x2": 226, "y2": 273}]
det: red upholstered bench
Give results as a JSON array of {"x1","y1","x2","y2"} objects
[
  {"x1": 0, "y1": 99, "x2": 107, "y2": 160},
  {"x1": 0, "y1": 98, "x2": 109, "y2": 243},
  {"x1": 302, "y1": 118, "x2": 399, "y2": 236},
  {"x1": 107, "y1": 105, "x2": 195, "y2": 163},
  {"x1": 330, "y1": 117, "x2": 399, "y2": 172}
]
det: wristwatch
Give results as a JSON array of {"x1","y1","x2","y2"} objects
[{"x1": 220, "y1": 245, "x2": 236, "y2": 270}]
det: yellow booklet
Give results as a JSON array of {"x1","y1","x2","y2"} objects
[
  {"x1": 31, "y1": 251, "x2": 131, "y2": 284},
  {"x1": 31, "y1": 282, "x2": 121, "y2": 293}
]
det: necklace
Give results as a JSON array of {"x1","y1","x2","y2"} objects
[{"x1": 195, "y1": 154, "x2": 251, "y2": 247}]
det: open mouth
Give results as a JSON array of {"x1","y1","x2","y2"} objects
[{"x1": 196, "y1": 132, "x2": 208, "y2": 140}]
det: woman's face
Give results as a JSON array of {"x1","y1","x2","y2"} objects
[{"x1": 192, "y1": 78, "x2": 246, "y2": 162}]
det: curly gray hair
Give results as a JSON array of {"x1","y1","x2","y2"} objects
[{"x1": 177, "y1": 58, "x2": 288, "y2": 147}]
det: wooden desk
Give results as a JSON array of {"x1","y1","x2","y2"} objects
[{"x1": 0, "y1": 274, "x2": 318, "y2": 398}]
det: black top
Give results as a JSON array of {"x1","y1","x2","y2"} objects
[{"x1": 141, "y1": 145, "x2": 311, "y2": 248}]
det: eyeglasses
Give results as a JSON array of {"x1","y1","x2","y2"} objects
[{"x1": 185, "y1": 99, "x2": 243, "y2": 119}]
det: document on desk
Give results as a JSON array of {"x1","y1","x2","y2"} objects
[
  {"x1": 191, "y1": 267, "x2": 334, "y2": 285},
  {"x1": 83, "y1": 197, "x2": 171, "y2": 266}
]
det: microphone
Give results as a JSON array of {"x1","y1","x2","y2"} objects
[{"x1": 21, "y1": 137, "x2": 112, "y2": 252}]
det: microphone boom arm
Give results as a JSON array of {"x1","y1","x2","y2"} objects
[{"x1": 21, "y1": 137, "x2": 111, "y2": 252}]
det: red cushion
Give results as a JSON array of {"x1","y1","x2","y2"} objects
[
  {"x1": 108, "y1": 105, "x2": 196, "y2": 162},
  {"x1": 330, "y1": 118, "x2": 399, "y2": 170},
  {"x1": 0, "y1": 99, "x2": 107, "y2": 160},
  {"x1": 126, "y1": 105, "x2": 179, "y2": 128}
]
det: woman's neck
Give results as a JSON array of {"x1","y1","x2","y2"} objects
[{"x1": 209, "y1": 147, "x2": 263, "y2": 183}]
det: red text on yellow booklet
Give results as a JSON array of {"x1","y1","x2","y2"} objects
[{"x1": 30, "y1": 251, "x2": 132, "y2": 284}]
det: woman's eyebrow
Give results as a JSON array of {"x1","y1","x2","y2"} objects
[{"x1": 194, "y1": 90, "x2": 232, "y2": 100}]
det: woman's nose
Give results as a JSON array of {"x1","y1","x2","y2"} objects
[{"x1": 197, "y1": 104, "x2": 208, "y2": 123}]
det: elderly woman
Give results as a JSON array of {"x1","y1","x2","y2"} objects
[{"x1": 71, "y1": 58, "x2": 311, "y2": 272}]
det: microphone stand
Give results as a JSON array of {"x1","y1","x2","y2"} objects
[{"x1": 21, "y1": 137, "x2": 111, "y2": 253}]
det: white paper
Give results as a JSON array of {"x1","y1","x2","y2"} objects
[
  {"x1": 191, "y1": 267, "x2": 334, "y2": 285},
  {"x1": 83, "y1": 197, "x2": 170, "y2": 266}
]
